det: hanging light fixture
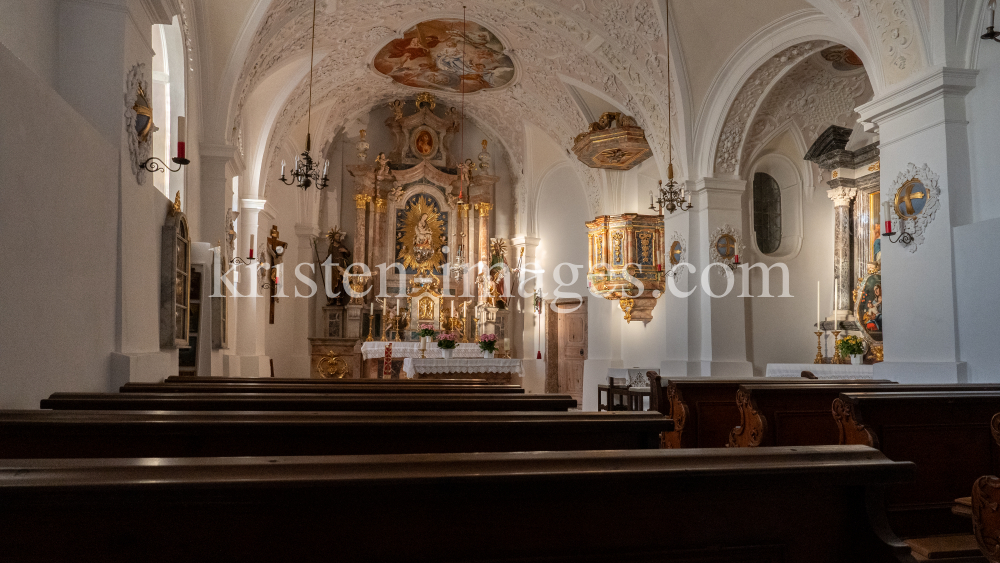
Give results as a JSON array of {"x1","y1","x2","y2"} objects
[
  {"x1": 279, "y1": 0, "x2": 330, "y2": 190},
  {"x1": 650, "y1": 0, "x2": 691, "y2": 215}
]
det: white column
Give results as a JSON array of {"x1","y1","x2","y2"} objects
[
  {"x1": 232, "y1": 198, "x2": 271, "y2": 377},
  {"x1": 512, "y1": 235, "x2": 544, "y2": 393},
  {"x1": 686, "y1": 177, "x2": 752, "y2": 377},
  {"x1": 858, "y1": 67, "x2": 976, "y2": 383}
]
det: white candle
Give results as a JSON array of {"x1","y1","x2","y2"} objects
[
  {"x1": 834, "y1": 277, "x2": 839, "y2": 312},
  {"x1": 280, "y1": 160, "x2": 286, "y2": 177},
  {"x1": 323, "y1": 160, "x2": 329, "y2": 177},
  {"x1": 463, "y1": 301, "x2": 467, "y2": 316},
  {"x1": 396, "y1": 299, "x2": 400, "y2": 315},
  {"x1": 451, "y1": 301, "x2": 455, "y2": 316},
  {"x1": 816, "y1": 280, "x2": 821, "y2": 329},
  {"x1": 370, "y1": 302, "x2": 374, "y2": 316}
]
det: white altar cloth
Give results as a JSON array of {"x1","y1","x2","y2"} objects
[
  {"x1": 402, "y1": 358, "x2": 524, "y2": 379},
  {"x1": 765, "y1": 363, "x2": 875, "y2": 379},
  {"x1": 361, "y1": 342, "x2": 483, "y2": 360}
]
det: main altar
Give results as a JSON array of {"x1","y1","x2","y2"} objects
[{"x1": 308, "y1": 92, "x2": 522, "y2": 380}]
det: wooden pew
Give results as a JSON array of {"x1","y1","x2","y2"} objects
[
  {"x1": 731, "y1": 384, "x2": 1000, "y2": 449},
  {"x1": 646, "y1": 374, "x2": 890, "y2": 448},
  {"x1": 40, "y1": 392, "x2": 578, "y2": 412},
  {"x1": 974, "y1": 412, "x2": 1000, "y2": 563},
  {"x1": 833, "y1": 390, "x2": 1000, "y2": 541},
  {"x1": 164, "y1": 376, "x2": 491, "y2": 385},
  {"x1": 120, "y1": 382, "x2": 525, "y2": 395},
  {"x1": 0, "y1": 410, "x2": 671, "y2": 458},
  {"x1": 0, "y1": 446, "x2": 914, "y2": 562}
]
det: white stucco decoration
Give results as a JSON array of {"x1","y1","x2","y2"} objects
[
  {"x1": 708, "y1": 224, "x2": 743, "y2": 267},
  {"x1": 890, "y1": 162, "x2": 940, "y2": 254},
  {"x1": 124, "y1": 63, "x2": 158, "y2": 186},
  {"x1": 667, "y1": 230, "x2": 688, "y2": 278}
]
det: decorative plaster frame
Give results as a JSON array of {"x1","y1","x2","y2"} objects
[
  {"x1": 125, "y1": 63, "x2": 155, "y2": 185},
  {"x1": 890, "y1": 162, "x2": 940, "y2": 253},
  {"x1": 667, "y1": 230, "x2": 687, "y2": 273},
  {"x1": 708, "y1": 224, "x2": 743, "y2": 268}
]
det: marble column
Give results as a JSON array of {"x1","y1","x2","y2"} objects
[
  {"x1": 475, "y1": 202, "x2": 493, "y2": 305},
  {"x1": 353, "y1": 194, "x2": 371, "y2": 271},
  {"x1": 827, "y1": 185, "x2": 857, "y2": 321},
  {"x1": 233, "y1": 198, "x2": 271, "y2": 378}
]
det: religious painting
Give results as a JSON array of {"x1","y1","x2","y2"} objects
[
  {"x1": 396, "y1": 193, "x2": 448, "y2": 275},
  {"x1": 373, "y1": 19, "x2": 516, "y2": 94},
  {"x1": 869, "y1": 191, "x2": 881, "y2": 263},
  {"x1": 855, "y1": 272, "x2": 883, "y2": 342},
  {"x1": 411, "y1": 127, "x2": 437, "y2": 158},
  {"x1": 419, "y1": 296, "x2": 434, "y2": 321}
]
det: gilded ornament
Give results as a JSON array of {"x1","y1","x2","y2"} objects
[
  {"x1": 318, "y1": 351, "x2": 350, "y2": 379},
  {"x1": 354, "y1": 193, "x2": 372, "y2": 209},
  {"x1": 397, "y1": 195, "x2": 446, "y2": 275}
]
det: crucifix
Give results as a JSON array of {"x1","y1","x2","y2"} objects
[{"x1": 266, "y1": 225, "x2": 288, "y2": 324}]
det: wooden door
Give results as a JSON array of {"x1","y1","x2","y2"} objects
[{"x1": 556, "y1": 301, "x2": 587, "y2": 406}]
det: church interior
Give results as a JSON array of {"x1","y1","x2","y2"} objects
[{"x1": 3, "y1": 0, "x2": 1000, "y2": 560}]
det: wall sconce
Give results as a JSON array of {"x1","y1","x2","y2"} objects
[
  {"x1": 142, "y1": 116, "x2": 191, "y2": 173},
  {"x1": 984, "y1": 0, "x2": 999, "y2": 42}
]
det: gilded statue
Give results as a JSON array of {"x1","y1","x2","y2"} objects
[{"x1": 397, "y1": 195, "x2": 446, "y2": 275}]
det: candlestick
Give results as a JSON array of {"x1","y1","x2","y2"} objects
[
  {"x1": 814, "y1": 331, "x2": 825, "y2": 364},
  {"x1": 831, "y1": 330, "x2": 843, "y2": 364}
]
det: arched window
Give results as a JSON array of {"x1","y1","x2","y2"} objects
[
  {"x1": 151, "y1": 18, "x2": 186, "y2": 199},
  {"x1": 753, "y1": 172, "x2": 782, "y2": 254}
]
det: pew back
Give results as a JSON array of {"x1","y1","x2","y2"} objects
[
  {"x1": 0, "y1": 446, "x2": 914, "y2": 562},
  {"x1": 120, "y1": 383, "x2": 524, "y2": 395},
  {"x1": 0, "y1": 410, "x2": 671, "y2": 458},
  {"x1": 40, "y1": 392, "x2": 578, "y2": 412},
  {"x1": 163, "y1": 376, "x2": 490, "y2": 385},
  {"x1": 836, "y1": 390, "x2": 1000, "y2": 538}
]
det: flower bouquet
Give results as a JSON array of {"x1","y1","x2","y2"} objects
[
  {"x1": 479, "y1": 333, "x2": 498, "y2": 358},
  {"x1": 437, "y1": 333, "x2": 458, "y2": 359},
  {"x1": 837, "y1": 335, "x2": 866, "y2": 365},
  {"x1": 417, "y1": 324, "x2": 436, "y2": 338}
]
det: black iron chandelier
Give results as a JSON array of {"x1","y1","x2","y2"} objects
[
  {"x1": 278, "y1": 0, "x2": 330, "y2": 190},
  {"x1": 649, "y1": 0, "x2": 691, "y2": 216}
]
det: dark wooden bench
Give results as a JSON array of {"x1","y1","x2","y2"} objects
[
  {"x1": 0, "y1": 410, "x2": 671, "y2": 458},
  {"x1": 0, "y1": 446, "x2": 914, "y2": 562},
  {"x1": 120, "y1": 382, "x2": 525, "y2": 395},
  {"x1": 731, "y1": 384, "x2": 999, "y2": 449},
  {"x1": 164, "y1": 376, "x2": 491, "y2": 385},
  {"x1": 40, "y1": 392, "x2": 578, "y2": 412},
  {"x1": 834, "y1": 390, "x2": 1000, "y2": 542},
  {"x1": 974, "y1": 413, "x2": 1000, "y2": 563},
  {"x1": 646, "y1": 374, "x2": 890, "y2": 448}
]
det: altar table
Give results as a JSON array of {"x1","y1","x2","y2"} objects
[
  {"x1": 402, "y1": 358, "x2": 524, "y2": 385},
  {"x1": 765, "y1": 363, "x2": 874, "y2": 379},
  {"x1": 361, "y1": 342, "x2": 483, "y2": 360}
]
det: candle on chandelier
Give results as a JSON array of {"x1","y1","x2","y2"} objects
[
  {"x1": 280, "y1": 160, "x2": 286, "y2": 177},
  {"x1": 323, "y1": 160, "x2": 329, "y2": 177},
  {"x1": 176, "y1": 116, "x2": 186, "y2": 160}
]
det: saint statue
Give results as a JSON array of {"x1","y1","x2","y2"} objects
[
  {"x1": 375, "y1": 152, "x2": 392, "y2": 181},
  {"x1": 324, "y1": 228, "x2": 352, "y2": 306},
  {"x1": 414, "y1": 213, "x2": 433, "y2": 263}
]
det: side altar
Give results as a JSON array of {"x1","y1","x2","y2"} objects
[{"x1": 309, "y1": 93, "x2": 521, "y2": 379}]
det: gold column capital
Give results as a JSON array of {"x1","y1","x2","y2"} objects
[
  {"x1": 474, "y1": 202, "x2": 493, "y2": 216},
  {"x1": 374, "y1": 197, "x2": 387, "y2": 213},
  {"x1": 354, "y1": 193, "x2": 373, "y2": 209}
]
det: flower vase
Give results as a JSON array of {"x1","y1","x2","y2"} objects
[
  {"x1": 441, "y1": 349, "x2": 454, "y2": 360},
  {"x1": 850, "y1": 354, "x2": 863, "y2": 365},
  {"x1": 483, "y1": 351, "x2": 495, "y2": 359}
]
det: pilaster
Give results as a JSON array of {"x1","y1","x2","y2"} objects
[
  {"x1": 858, "y1": 67, "x2": 976, "y2": 383},
  {"x1": 233, "y1": 197, "x2": 271, "y2": 377}
]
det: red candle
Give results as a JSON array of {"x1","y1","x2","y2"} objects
[
  {"x1": 884, "y1": 220, "x2": 892, "y2": 234},
  {"x1": 176, "y1": 116, "x2": 186, "y2": 160}
]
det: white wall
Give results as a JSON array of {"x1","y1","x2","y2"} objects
[
  {"x1": 0, "y1": 43, "x2": 119, "y2": 407},
  {"x1": 968, "y1": 38, "x2": 1000, "y2": 223}
]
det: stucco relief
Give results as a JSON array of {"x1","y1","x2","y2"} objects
[
  {"x1": 741, "y1": 53, "x2": 872, "y2": 168},
  {"x1": 241, "y1": 0, "x2": 677, "y2": 221},
  {"x1": 713, "y1": 42, "x2": 832, "y2": 177}
]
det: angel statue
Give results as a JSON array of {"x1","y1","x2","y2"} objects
[{"x1": 375, "y1": 152, "x2": 392, "y2": 181}]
